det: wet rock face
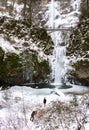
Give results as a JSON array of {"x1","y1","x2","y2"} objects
[{"x1": 66, "y1": 19, "x2": 89, "y2": 86}]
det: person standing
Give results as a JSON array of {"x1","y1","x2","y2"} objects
[{"x1": 43, "y1": 97, "x2": 46, "y2": 107}]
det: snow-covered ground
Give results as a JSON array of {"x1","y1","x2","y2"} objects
[{"x1": 0, "y1": 85, "x2": 89, "y2": 130}]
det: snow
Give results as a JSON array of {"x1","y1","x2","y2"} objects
[
  {"x1": 14, "y1": 3, "x2": 23, "y2": 14},
  {"x1": 0, "y1": 85, "x2": 89, "y2": 130},
  {"x1": 0, "y1": 35, "x2": 18, "y2": 53},
  {"x1": 0, "y1": 12, "x2": 10, "y2": 17},
  {"x1": 14, "y1": 3, "x2": 23, "y2": 20}
]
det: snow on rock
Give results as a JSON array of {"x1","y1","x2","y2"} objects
[
  {"x1": 14, "y1": 3, "x2": 23, "y2": 14},
  {"x1": 14, "y1": 3, "x2": 24, "y2": 20},
  {"x1": 0, "y1": 35, "x2": 19, "y2": 53}
]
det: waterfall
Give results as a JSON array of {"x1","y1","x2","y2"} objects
[{"x1": 45, "y1": 0, "x2": 81, "y2": 85}]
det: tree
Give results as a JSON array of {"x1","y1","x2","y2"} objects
[
  {"x1": 20, "y1": 0, "x2": 42, "y2": 26},
  {"x1": 23, "y1": 0, "x2": 27, "y2": 17},
  {"x1": 1, "y1": 0, "x2": 8, "y2": 7},
  {"x1": 87, "y1": 0, "x2": 89, "y2": 10}
]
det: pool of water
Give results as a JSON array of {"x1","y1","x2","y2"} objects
[
  {"x1": 1, "y1": 83, "x2": 89, "y2": 96},
  {"x1": 22, "y1": 83, "x2": 89, "y2": 95}
]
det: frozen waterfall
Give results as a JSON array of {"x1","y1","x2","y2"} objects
[{"x1": 45, "y1": 0, "x2": 81, "y2": 85}]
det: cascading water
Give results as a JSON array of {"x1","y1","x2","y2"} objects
[{"x1": 45, "y1": 0, "x2": 81, "y2": 85}]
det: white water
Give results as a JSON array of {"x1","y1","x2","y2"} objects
[{"x1": 45, "y1": 0, "x2": 81, "y2": 85}]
